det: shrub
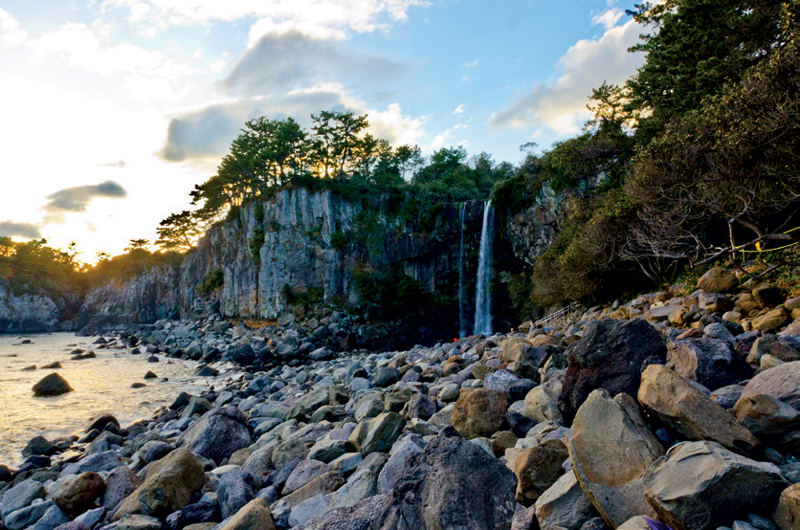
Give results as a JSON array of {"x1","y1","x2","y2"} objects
[
  {"x1": 198, "y1": 268, "x2": 224, "y2": 294},
  {"x1": 249, "y1": 228, "x2": 265, "y2": 260}
]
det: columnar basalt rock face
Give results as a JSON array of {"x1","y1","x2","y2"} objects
[{"x1": 76, "y1": 190, "x2": 491, "y2": 331}]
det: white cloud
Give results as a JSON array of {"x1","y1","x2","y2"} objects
[
  {"x1": 465, "y1": 58, "x2": 479, "y2": 67},
  {"x1": 0, "y1": 8, "x2": 27, "y2": 45},
  {"x1": 30, "y1": 23, "x2": 188, "y2": 78},
  {"x1": 101, "y1": 0, "x2": 428, "y2": 40},
  {"x1": 453, "y1": 104, "x2": 465, "y2": 115},
  {"x1": 489, "y1": 19, "x2": 644, "y2": 134},
  {"x1": 365, "y1": 102, "x2": 426, "y2": 146},
  {"x1": 592, "y1": 8, "x2": 624, "y2": 30},
  {"x1": 431, "y1": 124, "x2": 467, "y2": 151}
]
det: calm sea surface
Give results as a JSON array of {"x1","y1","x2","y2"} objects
[{"x1": 0, "y1": 332, "x2": 212, "y2": 466}]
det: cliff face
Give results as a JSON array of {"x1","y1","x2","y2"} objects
[
  {"x1": 0, "y1": 281, "x2": 80, "y2": 334},
  {"x1": 76, "y1": 189, "x2": 491, "y2": 333}
]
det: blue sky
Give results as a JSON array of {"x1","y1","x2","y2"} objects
[{"x1": 0, "y1": 0, "x2": 645, "y2": 259}]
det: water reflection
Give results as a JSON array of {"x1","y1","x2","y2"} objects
[{"x1": 0, "y1": 333, "x2": 211, "y2": 466}]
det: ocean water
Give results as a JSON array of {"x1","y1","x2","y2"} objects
[{"x1": 0, "y1": 332, "x2": 211, "y2": 467}]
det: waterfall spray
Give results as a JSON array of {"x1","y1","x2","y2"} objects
[
  {"x1": 473, "y1": 200, "x2": 494, "y2": 336},
  {"x1": 458, "y1": 203, "x2": 467, "y2": 337}
]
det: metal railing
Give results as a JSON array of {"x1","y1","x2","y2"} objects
[{"x1": 535, "y1": 302, "x2": 582, "y2": 329}]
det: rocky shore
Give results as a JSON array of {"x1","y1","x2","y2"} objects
[{"x1": 3, "y1": 269, "x2": 800, "y2": 530}]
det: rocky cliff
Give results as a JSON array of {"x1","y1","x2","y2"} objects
[
  {"x1": 76, "y1": 189, "x2": 494, "y2": 335},
  {"x1": 0, "y1": 281, "x2": 79, "y2": 334}
]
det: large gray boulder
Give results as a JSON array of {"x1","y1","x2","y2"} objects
[
  {"x1": 741, "y1": 361, "x2": 800, "y2": 409},
  {"x1": 178, "y1": 406, "x2": 251, "y2": 464},
  {"x1": 637, "y1": 364, "x2": 760, "y2": 456},
  {"x1": 217, "y1": 469, "x2": 256, "y2": 520},
  {"x1": 376, "y1": 435, "x2": 517, "y2": 529},
  {"x1": 533, "y1": 471, "x2": 598, "y2": 530},
  {"x1": 113, "y1": 448, "x2": 206, "y2": 520},
  {"x1": 559, "y1": 319, "x2": 666, "y2": 422},
  {"x1": 666, "y1": 337, "x2": 739, "y2": 390},
  {"x1": 643, "y1": 441, "x2": 787, "y2": 530},
  {"x1": 567, "y1": 389, "x2": 664, "y2": 527},
  {"x1": 1, "y1": 479, "x2": 46, "y2": 519}
]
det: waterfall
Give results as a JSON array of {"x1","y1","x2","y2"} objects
[
  {"x1": 473, "y1": 200, "x2": 494, "y2": 336},
  {"x1": 458, "y1": 203, "x2": 467, "y2": 337}
]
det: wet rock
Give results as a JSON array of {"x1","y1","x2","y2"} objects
[
  {"x1": 643, "y1": 441, "x2": 787, "y2": 530},
  {"x1": 113, "y1": 448, "x2": 206, "y2": 520},
  {"x1": 23, "y1": 436, "x2": 53, "y2": 457},
  {"x1": 179, "y1": 406, "x2": 251, "y2": 464},
  {"x1": 451, "y1": 388, "x2": 508, "y2": 439},
  {"x1": 638, "y1": 364, "x2": 760, "y2": 456},
  {"x1": 567, "y1": 389, "x2": 664, "y2": 527},
  {"x1": 376, "y1": 435, "x2": 516, "y2": 530},
  {"x1": 53, "y1": 472, "x2": 106, "y2": 516},
  {"x1": 559, "y1": 319, "x2": 666, "y2": 422},
  {"x1": 32, "y1": 373, "x2": 73, "y2": 396}
]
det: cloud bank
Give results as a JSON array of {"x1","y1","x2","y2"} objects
[
  {"x1": 0, "y1": 221, "x2": 42, "y2": 239},
  {"x1": 43, "y1": 181, "x2": 128, "y2": 223},
  {"x1": 489, "y1": 19, "x2": 644, "y2": 134}
]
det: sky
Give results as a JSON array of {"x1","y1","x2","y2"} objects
[{"x1": 0, "y1": 0, "x2": 646, "y2": 262}]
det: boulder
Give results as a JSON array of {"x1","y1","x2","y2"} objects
[
  {"x1": 23, "y1": 436, "x2": 54, "y2": 457},
  {"x1": 377, "y1": 439, "x2": 422, "y2": 494},
  {"x1": 697, "y1": 267, "x2": 738, "y2": 293},
  {"x1": 376, "y1": 435, "x2": 517, "y2": 529},
  {"x1": 642, "y1": 441, "x2": 787, "y2": 530},
  {"x1": 500, "y1": 338, "x2": 534, "y2": 364},
  {"x1": 451, "y1": 388, "x2": 508, "y2": 439},
  {"x1": 747, "y1": 336, "x2": 800, "y2": 365},
  {"x1": 5, "y1": 500, "x2": 54, "y2": 530},
  {"x1": 355, "y1": 412, "x2": 405, "y2": 455},
  {"x1": 559, "y1": 319, "x2": 666, "y2": 422},
  {"x1": 666, "y1": 338, "x2": 739, "y2": 390},
  {"x1": 178, "y1": 406, "x2": 251, "y2": 464},
  {"x1": 513, "y1": 438, "x2": 569, "y2": 506},
  {"x1": 281, "y1": 471, "x2": 345, "y2": 509},
  {"x1": 406, "y1": 394, "x2": 436, "y2": 420},
  {"x1": 1, "y1": 479, "x2": 46, "y2": 519},
  {"x1": 637, "y1": 364, "x2": 760, "y2": 456},
  {"x1": 741, "y1": 361, "x2": 800, "y2": 409},
  {"x1": 774, "y1": 483, "x2": 800, "y2": 530},
  {"x1": 753, "y1": 309, "x2": 789, "y2": 332},
  {"x1": 732, "y1": 394, "x2": 800, "y2": 439},
  {"x1": 534, "y1": 471, "x2": 598, "y2": 530},
  {"x1": 283, "y1": 460, "x2": 329, "y2": 495},
  {"x1": 218, "y1": 498, "x2": 276, "y2": 530},
  {"x1": 567, "y1": 389, "x2": 664, "y2": 527},
  {"x1": 522, "y1": 385, "x2": 563, "y2": 424},
  {"x1": 102, "y1": 466, "x2": 142, "y2": 512},
  {"x1": 32, "y1": 373, "x2": 73, "y2": 396},
  {"x1": 329, "y1": 469, "x2": 379, "y2": 509},
  {"x1": 53, "y1": 472, "x2": 106, "y2": 515},
  {"x1": 217, "y1": 469, "x2": 256, "y2": 520},
  {"x1": 294, "y1": 494, "x2": 387, "y2": 530},
  {"x1": 113, "y1": 448, "x2": 206, "y2": 520}
]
